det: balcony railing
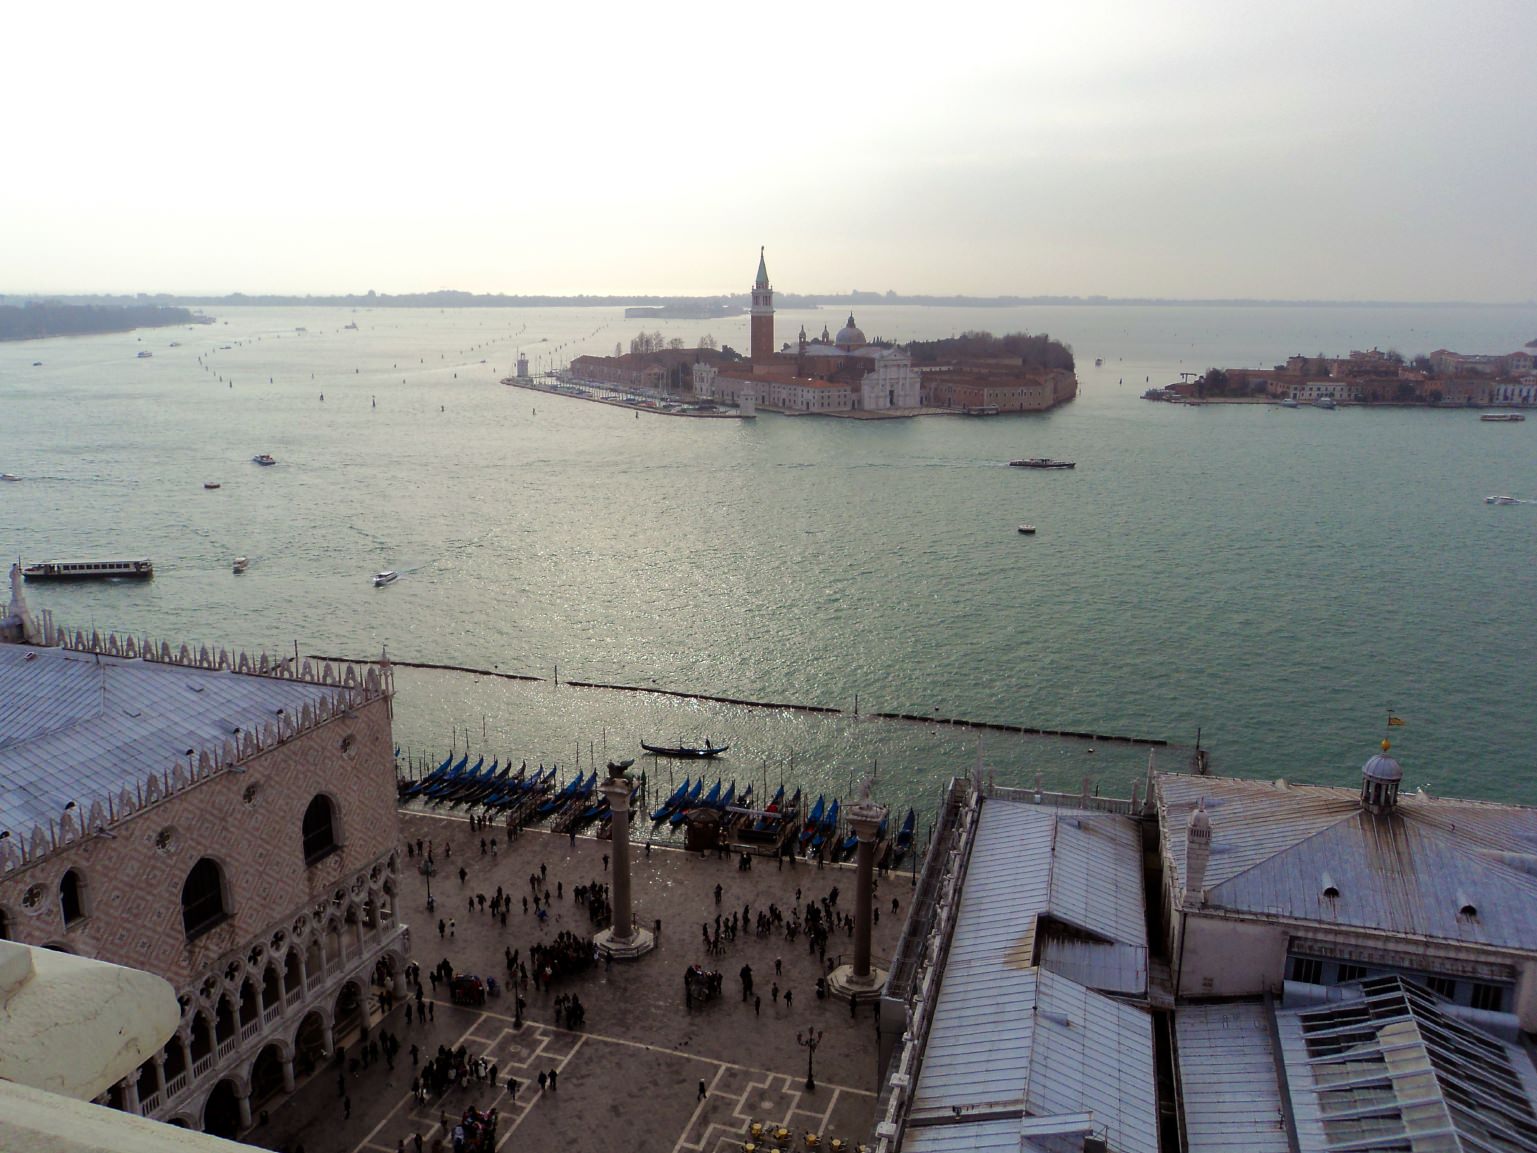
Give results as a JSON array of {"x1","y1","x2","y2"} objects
[
  {"x1": 138, "y1": 1091, "x2": 162, "y2": 1115},
  {"x1": 192, "y1": 1055, "x2": 214, "y2": 1079},
  {"x1": 165, "y1": 1072, "x2": 189, "y2": 1099},
  {"x1": 263, "y1": 1004, "x2": 282, "y2": 1025},
  {"x1": 215, "y1": 1037, "x2": 239, "y2": 1061}
]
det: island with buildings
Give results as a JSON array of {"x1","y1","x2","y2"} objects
[
  {"x1": 1157, "y1": 346, "x2": 1537, "y2": 407},
  {"x1": 550, "y1": 249, "x2": 1078, "y2": 418}
]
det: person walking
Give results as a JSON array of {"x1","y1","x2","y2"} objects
[
  {"x1": 538, "y1": 1071, "x2": 547, "y2": 1093},
  {"x1": 548, "y1": 1067, "x2": 558, "y2": 1091},
  {"x1": 740, "y1": 963, "x2": 753, "y2": 1001},
  {"x1": 343, "y1": 1095, "x2": 352, "y2": 1120},
  {"x1": 698, "y1": 1078, "x2": 707, "y2": 1101}
]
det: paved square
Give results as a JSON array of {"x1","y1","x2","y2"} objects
[{"x1": 258, "y1": 807, "x2": 912, "y2": 1153}]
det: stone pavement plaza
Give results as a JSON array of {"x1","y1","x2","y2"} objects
[{"x1": 258, "y1": 809, "x2": 911, "y2": 1153}]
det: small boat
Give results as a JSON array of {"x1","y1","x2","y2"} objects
[
  {"x1": 344, "y1": 321, "x2": 359, "y2": 330},
  {"x1": 1017, "y1": 524, "x2": 1036, "y2": 535},
  {"x1": 252, "y1": 454, "x2": 277, "y2": 466},
  {"x1": 1094, "y1": 358, "x2": 1103, "y2": 367},
  {"x1": 1008, "y1": 458, "x2": 1075, "y2": 469},
  {"x1": 232, "y1": 557, "x2": 249, "y2": 574},
  {"x1": 136, "y1": 350, "x2": 153, "y2": 359},
  {"x1": 1278, "y1": 398, "x2": 1300, "y2": 408},
  {"x1": 1311, "y1": 396, "x2": 1337, "y2": 410},
  {"x1": 169, "y1": 341, "x2": 181, "y2": 348},
  {"x1": 31, "y1": 361, "x2": 42, "y2": 367},
  {"x1": 1481, "y1": 412, "x2": 1526, "y2": 422},
  {"x1": 640, "y1": 739, "x2": 728, "y2": 759},
  {"x1": 373, "y1": 570, "x2": 399, "y2": 587},
  {"x1": 1486, "y1": 495, "x2": 1521, "y2": 506},
  {"x1": 0, "y1": 474, "x2": 20, "y2": 482},
  {"x1": 203, "y1": 482, "x2": 221, "y2": 490}
]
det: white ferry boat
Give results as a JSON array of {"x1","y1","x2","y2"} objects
[
  {"x1": 373, "y1": 570, "x2": 399, "y2": 588},
  {"x1": 23, "y1": 559, "x2": 154, "y2": 582}
]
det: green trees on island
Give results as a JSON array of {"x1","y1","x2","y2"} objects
[
  {"x1": 905, "y1": 330, "x2": 1075, "y2": 371},
  {"x1": 0, "y1": 302, "x2": 201, "y2": 341}
]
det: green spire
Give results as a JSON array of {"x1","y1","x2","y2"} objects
[{"x1": 755, "y1": 246, "x2": 769, "y2": 290}]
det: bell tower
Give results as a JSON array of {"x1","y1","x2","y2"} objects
[{"x1": 751, "y1": 246, "x2": 774, "y2": 366}]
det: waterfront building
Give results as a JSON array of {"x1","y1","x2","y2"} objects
[
  {"x1": 874, "y1": 744, "x2": 1537, "y2": 1152},
  {"x1": 709, "y1": 251, "x2": 923, "y2": 414},
  {"x1": 0, "y1": 600, "x2": 405, "y2": 1138}
]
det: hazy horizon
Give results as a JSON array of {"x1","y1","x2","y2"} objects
[{"x1": 6, "y1": 1, "x2": 1534, "y2": 303}]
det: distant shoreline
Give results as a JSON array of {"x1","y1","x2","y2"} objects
[{"x1": 5, "y1": 292, "x2": 1532, "y2": 311}]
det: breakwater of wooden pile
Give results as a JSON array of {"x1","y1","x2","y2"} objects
[{"x1": 313, "y1": 655, "x2": 1169, "y2": 749}]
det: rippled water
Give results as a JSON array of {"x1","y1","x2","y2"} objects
[{"x1": 4, "y1": 303, "x2": 1535, "y2": 816}]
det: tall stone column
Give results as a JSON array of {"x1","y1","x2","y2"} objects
[
  {"x1": 236, "y1": 1090, "x2": 252, "y2": 1130},
  {"x1": 594, "y1": 762, "x2": 655, "y2": 960},
  {"x1": 281, "y1": 1056, "x2": 295, "y2": 1093},
  {"x1": 829, "y1": 784, "x2": 888, "y2": 1003}
]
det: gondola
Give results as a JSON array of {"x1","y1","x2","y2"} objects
[
  {"x1": 651, "y1": 777, "x2": 691, "y2": 823},
  {"x1": 671, "y1": 779, "x2": 719, "y2": 827},
  {"x1": 800, "y1": 795, "x2": 826, "y2": 846},
  {"x1": 890, "y1": 807, "x2": 917, "y2": 863},
  {"x1": 641, "y1": 740, "x2": 729, "y2": 759},
  {"x1": 811, "y1": 799, "x2": 840, "y2": 851}
]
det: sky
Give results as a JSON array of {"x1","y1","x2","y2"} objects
[{"x1": 3, "y1": 0, "x2": 1534, "y2": 302}]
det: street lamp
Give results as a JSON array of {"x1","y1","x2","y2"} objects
[
  {"x1": 796, "y1": 1027, "x2": 824, "y2": 1091},
  {"x1": 422, "y1": 857, "x2": 435, "y2": 911}
]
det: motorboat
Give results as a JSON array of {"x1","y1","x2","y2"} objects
[
  {"x1": 1481, "y1": 412, "x2": 1526, "y2": 422},
  {"x1": 232, "y1": 557, "x2": 249, "y2": 574},
  {"x1": 203, "y1": 482, "x2": 221, "y2": 489},
  {"x1": 136, "y1": 350, "x2": 153, "y2": 359},
  {"x1": 1279, "y1": 398, "x2": 1300, "y2": 408},
  {"x1": 1008, "y1": 458, "x2": 1075, "y2": 469},
  {"x1": 23, "y1": 559, "x2": 153, "y2": 582},
  {"x1": 640, "y1": 739, "x2": 728, "y2": 759},
  {"x1": 374, "y1": 570, "x2": 399, "y2": 587},
  {"x1": 1485, "y1": 495, "x2": 1521, "y2": 506},
  {"x1": 1311, "y1": 397, "x2": 1337, "y2": 410},
  {"x1": 1017, "y1": 524, "x2": 1037, "y2": 535},
  {"x1": 1, "y1": 474, "x2": 20, "y2": 482},
  {"x1": 252, "y1": 453, "x2": 277, "y2": 466}
]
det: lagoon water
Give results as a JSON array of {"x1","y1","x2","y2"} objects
[{"x1": 4, "y1": 302, "x2": 1536, "y2": 820}]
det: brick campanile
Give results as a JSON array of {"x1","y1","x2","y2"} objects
[{"x1": 751, "y1": 246, "x2": 774, "y2": 365}]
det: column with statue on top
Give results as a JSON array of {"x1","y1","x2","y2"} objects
[
  {"x1": 594, "y1": 759, "x2": 656, "y2": 960},
  {"x1": 827, "y1": 775, "x2": 888, "y2": 1003}
]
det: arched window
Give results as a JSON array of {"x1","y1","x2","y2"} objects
[
  {"x1": 302, "y1": 795, "x2": 338, "y2": 864},
  {"x1": 60, "y1": 869, "x2": 85, "y2": 926},
  {"x1": 182, "y1": 858, "x2": 229, "y2": 939}
]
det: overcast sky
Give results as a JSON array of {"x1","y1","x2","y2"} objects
[{"x1": 4, "y1": 0, "x2": 1533, "y2": 301}]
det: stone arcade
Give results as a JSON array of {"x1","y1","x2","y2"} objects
[{"x1": 0, "y1": 620, "x2": 407, "y2": 1139}]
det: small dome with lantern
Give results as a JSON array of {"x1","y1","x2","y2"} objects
[{"x1": 1360, "y1": 739, "x2": 1403, "y2": 813}]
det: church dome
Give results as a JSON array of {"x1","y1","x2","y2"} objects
[
  {"x1": 1362, "y1": 740, "x2": 1403, "y2": 783},
  {"x1": 834, "y1": 314, "x2": 866, "y2": 350}
]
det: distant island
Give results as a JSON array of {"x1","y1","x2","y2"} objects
[
  {"x1": 1158, "y1": 346, "x2": 1536, "y2": 409},
  {"x1": 0, "y1": 301, "x2": 209, "y2": 342}
]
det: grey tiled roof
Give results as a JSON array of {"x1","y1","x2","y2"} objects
[
  {"x1": 0, "y1": 644, "x2": 344, "y2": 834},
  {"x1": 1158, "y1": 773, "x2": 1537, "y2": 953}
]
